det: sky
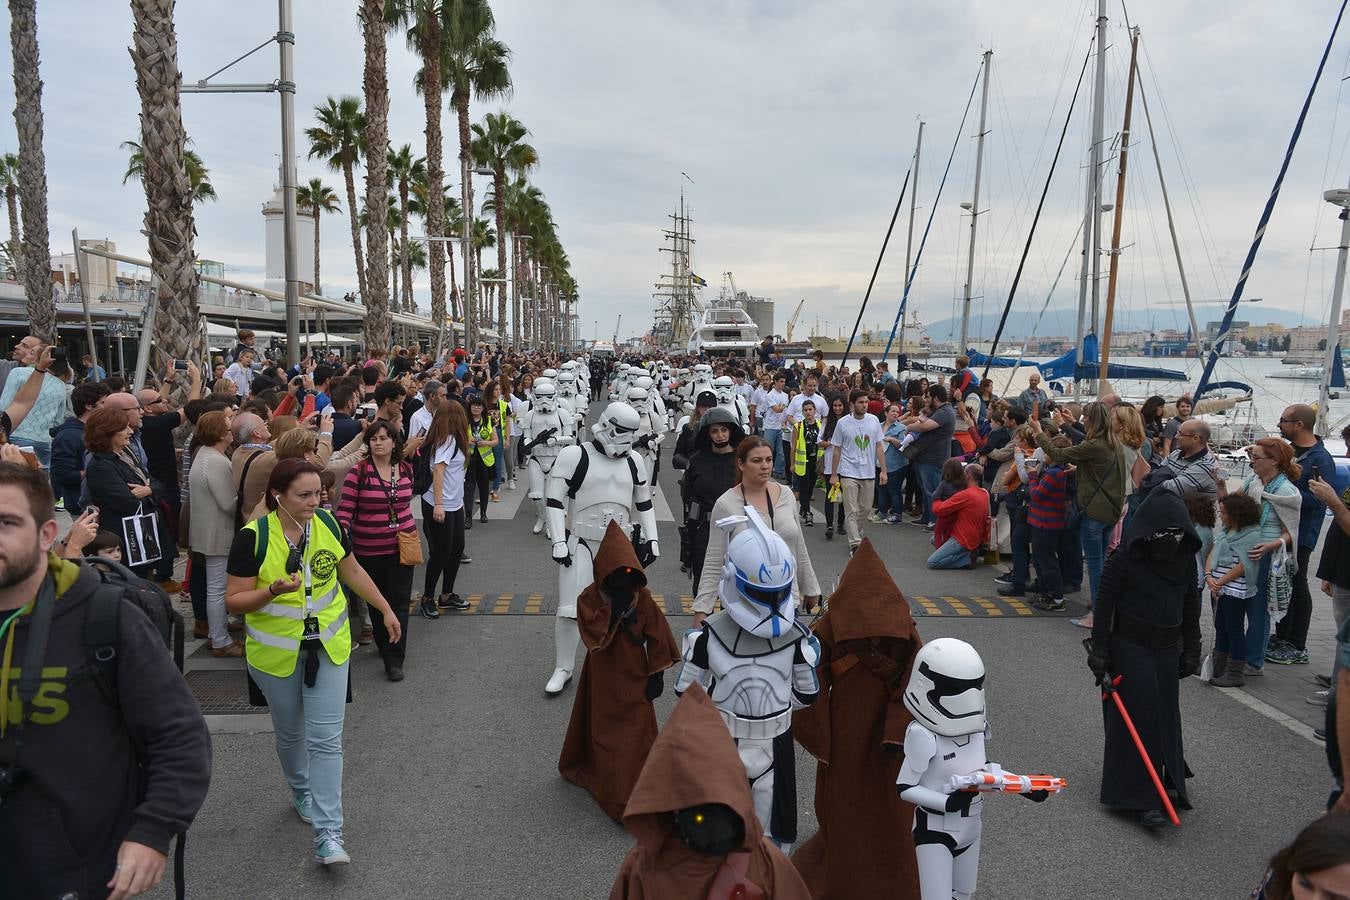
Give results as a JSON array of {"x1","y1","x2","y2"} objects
[{"x1": 3, "y1": 0, "x2": 1348, "y2": 344}]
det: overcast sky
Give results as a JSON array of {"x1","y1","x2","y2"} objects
[{"x1": 4, "y1": 0, "x2": 1349, "y2": 343}]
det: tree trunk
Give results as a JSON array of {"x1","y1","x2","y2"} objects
[
  {"x1": 10, "y1": 0, "x2": 51, "y2": 341},
  {"x1": 398, "y1": 178, "x2": 412, "y2": 315},
  {"x1": 510, "y1": 233, "x2": 519, "y2": 348},
  {"x1": 312, "y1": 213, "x2": 322, "y2": 296},
  {"x1": 4, "y1": 184, "x2": 19, "y2": 280},
  {"x1": 418, "y1": 15, "x2": 446, "y2": 357},
  {"x1": 359, "y1": 0, "x2": 390, "y2": 352},
  {"x1": 342, "y1": 157, "x2": 366, "y2": 301},
  {"x1": 129, "y1": 0, "x2": 201, "y2": 372},
  {"x1": 455, "y1": 91, "x2": 476, "y2": 348}
]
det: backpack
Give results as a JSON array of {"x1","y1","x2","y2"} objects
[
  {"x1": 77, "y1": 556, "x2": 188, "y2": 900},
  {"x1": 411, "y1": 444, "x2": 434, "y2": 496}
]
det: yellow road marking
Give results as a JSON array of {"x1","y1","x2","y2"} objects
[
  {"x1": 524, "y1": 594, "x2": 542, "y2": 614},
  {"x1": 913, "y1": 595, "x2": 944, "y2": 616},
  {"x1": 942, "y1": 596, "x2": 974, "y2": 617},
  {"x1": 466, "y1": 594, "x2": 482, "y2": 613},
  {"x1": 1005, "y1": 598, "x2": 1034, "y2": 616},
  {"x1": 493, "y1": 593, "x2": 512, "y2": 614},
  {"x1": 969, "y1": 596, "x2": 1003, "y2": 616},
  {"x1": 680, "y1": 595, "x2": 693, "y2": 614}
]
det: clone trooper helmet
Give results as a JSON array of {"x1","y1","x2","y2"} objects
[
  {"x1": 903, "y1": 638, "x2": 987, "y2": 737},
  {"x1": 542, "y1": 368, "x2": 559, "y2": 380},
  {"x1": 592, "y1": 402, "x2": 642, "y2": 459},
  {"x1": 533, "y1": 379, "x2": 558, "y2": 414},
  {"x1": 719, "y1": 507, "x2": 796, "y2": 639},
  {"x1": 713, "y1": 375, "x2": 736, "y2": 404}
]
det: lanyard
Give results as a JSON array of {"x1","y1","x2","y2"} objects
[
  {"x1": 282, "y1": 521, "x2": 313, "y2": 615},
  {"x1": 374, "y1": 461, "x2": 401, "y2": 527},
  {"x1": 0, "y1": 605, "x2": 30, "y2": 738}
]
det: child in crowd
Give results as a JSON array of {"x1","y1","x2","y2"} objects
[
  {"x1": 793, "y1": 400, "x2": 821, "y2": 525},
  {"x1": 1206, "y1": 493, "x2": 1263, "y2": 688},
  {"x1": 1184, "y1": 493, "x2": 1217, "y2": 592},
  {"x1": 1027, "y1": 434, "x2": 1074, "y2": 610},
  {"x1": 930, "y1": 458, "x2": 967, "y2": 546},
  {"x1": 86, "y1": 529, "x2": 123, "y2": 562}
]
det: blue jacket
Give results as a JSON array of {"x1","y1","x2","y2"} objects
[
  {"x1": 48, "y1": 416, "x2": 85, "y2": 495},
  {"x1": 1294, "y1": 438, "x2": 1339, "y2": 549}
]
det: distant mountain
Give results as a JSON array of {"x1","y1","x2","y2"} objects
[{"x1": 921, "y1": 305, "x2": 1318, "y2": 341}]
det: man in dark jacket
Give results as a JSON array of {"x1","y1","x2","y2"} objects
[
  {"x1": 49, "y1": 381, "x2": 110, "y2": 513},
  {"x1": 0, "y1": 462, "x2": 211, "y2": 899},
  {"x1": 1087, "y1": 490, "x2": 1201, "y2": 828}
]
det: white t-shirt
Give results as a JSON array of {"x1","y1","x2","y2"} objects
[
  {"x1": 785, "y1": 392, "x2": 827, "y2": 433},
  {"x1": 749, "y1": 387, "x2": 769, "y2": 418},
  {"x1": 408, "y1": 405, "x2": 434, "y2": 438},
  {"x1": 831, "y1": 413, "x2": 883, "y2": 479},
  {"x1": 761, "y1": 389, "x2": 790, "y2": 431},
  {"x1": 422, "y1": 438, "x2": 466, "y2": 511}
]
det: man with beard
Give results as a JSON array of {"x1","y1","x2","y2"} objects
[{"x1": 0, "y1": 462, "x2": 211, "y2": 898}]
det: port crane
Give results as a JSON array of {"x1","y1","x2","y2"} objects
[
  {"x1": 612, "y1": 314, "x2": 622, "y2": 344},
  {"x1": 785, "y1": 299, "x2": 806, "y2": 342}
]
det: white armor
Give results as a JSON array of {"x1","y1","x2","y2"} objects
[
  {"x1": 554, "y1": 371, "x2": 584, "y2": 425},
  {"x1": 521, "y1": 380, "x2": 576, "y2": 535},
  {"x1": 543, "y1": 403, "x2": 660, "y2": 696},
  {"x1": 713, "y1": 375, "x2": 750, "y2": 431},
  {"x1": 674, "y1": 511, "x2": 819, "y2": 850},
  {"x1": 896, "y1": 639, "x2": 991, "y2": 900}
]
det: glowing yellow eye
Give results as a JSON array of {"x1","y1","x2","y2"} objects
[{"x1": 694, "y1": 813, "x2": 705, "y2": 824}]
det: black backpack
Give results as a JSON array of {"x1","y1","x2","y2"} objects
[
  {"x1": 411, "y1": 445, "x2": 434, "y2": 496},
  {"x1": 79, "y1": 557, "x2": 188, "y2": 900}
]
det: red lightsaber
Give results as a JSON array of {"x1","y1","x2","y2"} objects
[{"x1": 1103, "y1": 674, "x2": 1180, "y2": 827}]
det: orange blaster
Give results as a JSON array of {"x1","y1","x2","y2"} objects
[{"x1": 946, "y1": 764, "x2": 1067, "y2": 795}]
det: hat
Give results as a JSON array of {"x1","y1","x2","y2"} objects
[{"x1": 696, "y1": 390, "x2": 717, "y2": 409}]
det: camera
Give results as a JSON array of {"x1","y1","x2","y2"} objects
[{"x1": 174, "y1": 359, "x2": 189, "y2": 372}]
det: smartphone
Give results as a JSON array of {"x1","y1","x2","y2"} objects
[
  {"x1": 1313, "y1": 464, "x2": 1322, "y2": 480},
  {"x1": 174, "y1": 359, "x2": 189, "y2": 371}
]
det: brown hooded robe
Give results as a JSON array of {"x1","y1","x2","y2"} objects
[
  {"x1": 560, "y1": 520, "x2": 681, "y2": 822},
  {"x1": 611, "y1": 684, "x2": 812, "y2": 900},
  {"x1": 791, "y1": 539, "x2": 923, "y2": 900}
]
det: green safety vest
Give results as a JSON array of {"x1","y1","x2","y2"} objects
[
  {"x1": 794, "y1": 422, "x2": 820, "y2": 476},
  {"x1": 473, "y1": 419, "x2": 496, "y2": 466},
  {"x1": 242, "y1": 509, "x2": 351, "y2": 678}
]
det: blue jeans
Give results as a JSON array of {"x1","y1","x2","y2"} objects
[
  {"x1": 491, "y1": 427, "x2": 505, "y2": 490},
  {"x1": 1080, "y1": 516, "x2": 1113, "y2": 610},
  {"x1": 1245, "y1": 555, "x2": 1273, "y2": 670},
  {"x1": 878, "y1": 467, "x2": 905, "y2": 516},
  {"x1": 915, "y1": 462, "x2": 942, "y2": 525},
  {"x1": 928, "y1": 536, "x2": 973, "y2": 569},
  {"x1": 251, "y1": 652, "x2": 350, "y2": 837},
  {"x1": 764, "y1": 428, "x2": 784, "y2": 476},
  {"x1": 11, "y1": 438, "x2": 49, "y2": 468},
  {"x1": 1213, "y1": 592, "x2": 1249, "y2": 661},
  {"x1": 1005, "y1": 495, "x2": 1031, "y2": 587}
]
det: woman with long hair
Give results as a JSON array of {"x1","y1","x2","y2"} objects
[
  {"x1": 419, "y1": 401, "x2": 471, "y2": 617},
  {"x1": 335, "y1": 420, "x2": 417, "y2": 681},
  {"x1": 1113, "y1": 404, "x2": 1149, "y2": 534},
  {"x1": 819, "y1": 395, "x2": 847, "y2": 538},
  {"x1": 1257, "y1": 813, "x2": 1350, "y2": 898},
  {"x1": 187, "y1": 410, "x2": 243, "y2": 657},
  {"x1": 464, "y1": 395, "x2": 499, "y2": 525},
  {"x1": 1140, "y1": 395, "x2": 1167, "y2": 459}
]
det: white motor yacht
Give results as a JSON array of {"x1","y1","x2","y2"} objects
[{"x1": 686, "y1": 299, "x2": 760, "y2": 356}]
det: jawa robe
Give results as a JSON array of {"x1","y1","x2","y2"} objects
[
  {"x1": 559, "y1": 520, "x2": 680, "y2": 822},
  {"x1": 791, "y1": 539, "x2": 923, "y2": 900},
  {"x1": 610, "y1": 683, "x2": 812, "y2": 900}
]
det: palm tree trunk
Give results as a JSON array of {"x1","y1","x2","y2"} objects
[
  {"x1": 342, "y1": 158, "x2": 366, "y2": 300},
  {"x1": 455, "y1": 92, "x2": 476, "y2": 348},
  {"x1": 9, "y1": 0, "x2": 51, "y2": 341},
  {"x1": 129, "y1": 0, "x2": 201, "y2": 370},
  {"x1": 312, "y1": 214, "x2": 322, "y2": 296},
  {"x1": 417, "y1": 14, "x2": 447, "y2": 356},
  {"x1": 359, "y1": 0, "x2": 390, "y2": 351},
  {"x1": 398, "y1": 179, "x2": 412, "y2": 315},
  {"x1": 493, "y1": 168, "x2": 508, "y2": 340},
  {"x1": 509, "y1": 233, "x2": 519, "y2": 348},
  {"x1": 389, "y1": 229, "x2": 398, "y2": 305},
  {"x1": 5, "y1": 184, "x2": 19, "y2": 280}
]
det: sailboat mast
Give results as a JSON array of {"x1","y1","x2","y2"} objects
[
  {"x1": 960, "y1": 50, "x2": 993, "y2": 352},
  {"x1": 1099, "y1": 28, "x2": 1139, "y2": 384},
  {"x1": 1075, "y1": 0, "x2": 1109, "y2": 397},
  {"x1": 1318, "y1": 188, "x2": 1350, "y2": 437},
  {"x1": 898, "y1": 119, "x2": 924, "y2": 356}
]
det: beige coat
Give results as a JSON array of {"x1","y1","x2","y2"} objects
[
  {"x1": 243, "y1": 438, "x2": 367, "y2": 523},
  {"x1": 188, "y1": 446, "x2": 238, "y2": 557}
]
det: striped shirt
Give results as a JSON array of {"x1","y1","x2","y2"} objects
[
  {"x1": 1028, "y1": 463, "x2": 1071, "y2": 531},
  {"x1": 336, "y1": 459, "x2": 416, "y2": 558}
]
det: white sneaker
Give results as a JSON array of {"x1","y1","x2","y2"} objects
[
  {"x1": 532, "y1": 520, "x2": 544, "y2": 535},
  {"x1": 545, "y1": 667, "x2": 572, "y2": 696},
  {"x1": 508, "y1": 478, "x2": 517, "y2": 490},
  {"x1": 1308, "y1": 690, "x2": 1330, "y2": 706}
]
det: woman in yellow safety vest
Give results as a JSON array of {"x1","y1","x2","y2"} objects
[
  {"x1": 465, "y1": 395, "x2": 499, "y2": 526},
  {"x1": 485, "y1": 380, "x2": 511, "y2": 502},
  {"x1": 791, "y1": 397, "x2": 822, "y2": 526},
  {"x1": 225, "y1": 458, "x2": 402, "y2": 867}
]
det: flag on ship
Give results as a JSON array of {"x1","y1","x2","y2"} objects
[{"x1": 690, "y1": 272, "x2": 708, "y2": 287}]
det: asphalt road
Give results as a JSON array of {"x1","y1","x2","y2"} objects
[{"x1": 151, "y1": 421, "x2": 1333, "y2": 899}]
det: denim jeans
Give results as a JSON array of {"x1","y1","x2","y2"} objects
[
  {"x1": 1005, "y1": 494, "x2": 1030, "y2": 588},
  {"x1": 878, "y1": 467, "x2": 905, "y2": 516},
  {"x1": 1080, "y1": 516, "x2": 1113, "y2": 610},
  {"x1": 764, "y1": 428, "x2": 784, "y2": 477},
  {"x1": 1213, "y1": 592, "x2": 1248, "y2": 661},
  {"x1": 204, "y1": 555, "x2": 231, "y2": 649},
  {"x1": 1030, "y1": 525, "x2": 1073, "y2": 595},
  {"x1": 10, "y1": 438, "x2": 49, "y2": 468},
  {"x1": 1245, "y1": 554, "x2": 1273, "y2": 670},
  {"x1": 915, "y1": 462, "x2": 942, "y2": 525},
  {"x1": 927, "y1": 536, "x2": 973, "y2": 569},
  {"x1": 1275, "y1": 544, "x2": 1315, "y2": 650},
  {"x1": 251, "y1": 652, "x2": 350, "y2": 837}
]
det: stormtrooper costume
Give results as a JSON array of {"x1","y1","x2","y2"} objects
[
  {"x1": 625, "y1": 385, "x2": 667, "y2": 490},
  {"x1": 520, "y1": 379, "x2": 576, "y2": 535},
  {"x1": 555, "y1": 370, "x2": 585, "y2": 426},
  {"x1": 713, "y1": 375, "x2": 750, "y2": 431},
  {"x1": 894, "y1": 639, "x2": 991, "y2": 900},
  {"x1": 675, "y1": 508, "x2": 820, "y2": 852},
  {"x1": 610, "y1": 363, "x2": 633, "y2": 402},
  {"x1": 562, "y1": 359, "x2": 589, "y2": 406},
  {"x1": 680, "y1": 364, "x2": 715, "y2": 413},
  {"x1": 544, "y1": 402, "x2": 660, "y2": 695}
]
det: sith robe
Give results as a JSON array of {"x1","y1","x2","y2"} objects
[
  {"x1": 791, "y1": 539, "x2": 922, "y2": 900},
  {"x1": 560, "y1": 521, "x2": 680, "y2": 822},
  {"x1": 610, "y1": 683, "x2": 812, "y2": 900}
]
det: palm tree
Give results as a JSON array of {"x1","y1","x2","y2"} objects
[
  {"x1": 396, "y1": 235, "x2": 427, "y2": 312},
  {"x1": 0, "y1": 153, "x2": 20, "y2": 280},
  {"x1": 472, "y1": 112, "x2": 537, "y2": 345},
  {"x1": 471, "y1": 215, "x2": 495, "y2": 328},
  {"x1": 409, "y1": 170, "x2": 463, "y2": 320},
  {"x1": 443, "y1": 0, "x2": 511, "y2": 347},
  {"x1": 9, "y1": 0, "x2": 52, "y2": 341},
  {"x1": 297, "y1": 178, "x2": 340, "y2": 296},
  {"x1": 129, "y1": 0, "x2": 202, "y2": 368},
  {"x1": 359, "y1": 0, "x2": 391, "y2": 351},
  {"x1": 121, "y1": 140, "x2": 217, "y2": 204},
  {"x1": 387, "y1": 144, "x2": 425, "y2": 316},
  {"x1": 305, "y1": 96, "x2": 367, "y2": 302}
]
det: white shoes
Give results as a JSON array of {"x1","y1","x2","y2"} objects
[
  {"x1": 508, "y1": 478, "x2": 517, "y2": 490},
  {"x1": 532, "y1": 519, "x2": 544, "y2": 535},
  {"x1": 546, "y1": 617, "x2": 580, "y2": 696},
  {"x1": 545, "y1": 667, "x2": 573, "y2": 695}
]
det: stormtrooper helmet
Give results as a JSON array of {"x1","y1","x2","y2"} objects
[
  {"x1": 719, "y1": 507, "x2": 796, "y2": 639},
  {"x1": 713, "y1": 375, "x2": 736, "y2": 404},
  {"x1": 693, "y1": 363, "x2": 713, "y2": 378},
  {"x1": 561, "y1": 360, "x2": 577, "y2": 372},
  {"x1": 592, "y1": 402, "x2": 642, "y2": 459},
  {"x1": 634, "y1": 375, "x2": 654, "y2": 392},
  {"x1": 556, "y1": 371, "x2": 577, "y2": 396},
  {"x1": 542, "y1": 368, "x2": 559, "y2": 380},
  {"x1": 625, "y1": 386, "x2": 650, "y2": 410},
  {"x1": 903, "y1": 638, "x2": 987, "y2": 737},
  {"x1": 533, "y1": 379, "x2": 558, "y2": 413}
]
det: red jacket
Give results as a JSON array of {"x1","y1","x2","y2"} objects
[{"x1": 931, "y1": 484, "x2": 990, "y2": 550}]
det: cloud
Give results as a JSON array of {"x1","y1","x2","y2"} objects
[{"x1": 0, "y1": 0, "x2": 1346, "y2": 345}]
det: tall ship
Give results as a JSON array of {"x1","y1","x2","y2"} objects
[
  {"x1": 650, "y1": 192, "x2": 702, "y2": 351},
  {"x1": 687, "y1": 273, "x2": 760, "y2": 356}
]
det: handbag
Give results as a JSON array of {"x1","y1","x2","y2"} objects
[{"x1": 398, "y1": 528, "x2": 424, "y2": 566}]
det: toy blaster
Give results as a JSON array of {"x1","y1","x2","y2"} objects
[
  {"x1": 523, "y1": 427, "x2": 557, "y2": 454},
  {"x1": 947, "y1": 765, "x2": 1066, "y2": 795}
]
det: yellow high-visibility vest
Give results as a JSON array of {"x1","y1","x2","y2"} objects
[
  {"x1": 242, "y1": 509, "x2": 351, "y2": 678},
  {"x1": 472, "y1": 419, "x2": 496, "y2": 467},
  {"x1": 793, "y1": 422, "x2": 820, "y2": 476}
]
